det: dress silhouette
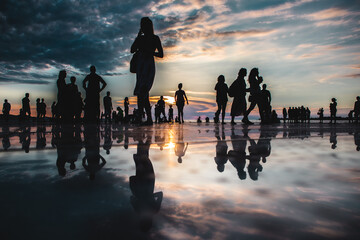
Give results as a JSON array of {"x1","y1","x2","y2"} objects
[
  {"x1": 243, "y1": 68, "x2": 263, "y2": 124},
  {"x1": 130, "y1": 129, "x2": 163, "y2": 232},
  {"x1": 229, "y1": 68, "x2": 247, "y2": 125},
  {"x1": 82, "y1": 66, "x2": 107, "y2": 122},
  {"x1": 131, "y1": 17, "x2": 163, "y2": 124}
]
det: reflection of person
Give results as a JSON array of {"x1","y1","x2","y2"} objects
[
  {"x1": 229, "y1": 68, "x2": 247, "y2": 125},
  {"x1": 214, "y1": 125, "x2": 228, "y2": 172},
  {"x1": 247, "y1": 137, "x2": 263, "y2": 181},
  {"x1": 82, "y1": 66, "x2": 107, "y2": 122},
  {"x1": 354, "y1": 130, "x2": 360, "y2": 151},
  {"x1": 214, "y1": 75, "x2": 228, "y2": 124},
  {"x1": 175, "y1": 83, "x2": 188, "y2": 124},
  {"x1": 19, "y1": 125, "x2": 31, "y2": 153},
  {"x1": 55, "y1": 125, "x2": 83, "y2": 176},
  {"x1": 82, "y1": 125, "x2": 106, "y2": 180},
  {"x1": 131, "y1": 17, "x2": 163, "y2": 124},
  {"x1": 102, "y1": 124, "x2": 112, "y2": 154},
  {"x1": 228, "y1": 127, "x2": 248, "y2": 180},
  {"x1": 2, "y1": 126, "x2": 10, "y2": 150},
  {"x1": 330, "y1": 127, "x2": 337, "y2": 149},
  {"x1": 175, "y1": 125, "x2": 188, "y2": 163},
  {"x1": 130, "y1": 129, "x2": 163, "y2": 232}
]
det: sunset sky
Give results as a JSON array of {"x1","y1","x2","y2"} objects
[{"x1": 0, "y1": 0, "x2": 359, "y2": 119}]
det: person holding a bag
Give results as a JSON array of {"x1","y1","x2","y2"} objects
[
  {"x1": 130, "y1": 17, "x2": 163, "y2": 125},
  {"x1": 229, "y1": 68, "x2": 248, "y2": 125}
]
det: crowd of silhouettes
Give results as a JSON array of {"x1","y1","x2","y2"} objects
[{"x1": 283, "y1": 106, "x2": 311, "y2": 123}]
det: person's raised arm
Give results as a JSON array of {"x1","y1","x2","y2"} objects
[{"x1": 154, "y1": 36, "x2": 164, "y2": 58}]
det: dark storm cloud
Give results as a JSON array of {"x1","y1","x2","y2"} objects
[{"x1": 0, "y1": 0, "x2": 160, "y2": 80}]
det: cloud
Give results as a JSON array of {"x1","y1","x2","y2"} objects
[{"x1": 343, "y1": 73, "x2": 360, "y2": 78}]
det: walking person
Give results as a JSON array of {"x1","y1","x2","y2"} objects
[
  {"x1": 175, "y1": 83, "x2": 188, "y2": 124},
  {"x1": 131, "y1": 17, "x2": 163, "y2": 125},
  {"x1": 228, "y1": 68, "x2": 248, "y2": 125},
  {"x1": 242, "y1": 68, "x2": 263, "y2": 125},
  {"x1": 214, "y1": 75, "x2": 228, "y2": 124},
  {"x1": 22, "y1": 93, "x2": 31, "y2": 118}
]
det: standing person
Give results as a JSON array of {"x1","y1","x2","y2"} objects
[
  {"x1": 260, "y1": 83, "x2": 271, "y2": 123},
  {"x1": 282, "y1": 108, "x2": 287, "y2": 123},
  {"x1": 329, "y1": 98, "x2": 337, "y2": 124},
  {"x1": 103, "y1": 91, "x2": 112, "y2": 123},
  {"x1": 56, "y1": 70, "x2": 67, "y2": 119},
  {"x1": 131, "y1": 17, "x2": 164, "y2": 125},
  {"x1": 354, "y1": 96, "x2": 360, "y2": 123},
  {"x1": 66, "y1": 76, "x2": 79, "y2": 121},
  {"x1": 157, "y1": 96, "x2": 166, "y2": 121},
  {"x1": 124, "y1": 97, "x2": 129, "y2": 120},
  {"x1": 168, "y1": 105, "x2": 173, "y2": 122},
  {"x1": 2, "y1": 99, "x2": 11, "y2": 122},
  {"x1": 242, "y1": 68, "x2": 263, "y2": 125},
  {"x1": 175, "y1": 83, "x2": 188, "y2": 124},
  {"x1": 228, "y1": 68, "x2": 247, "y2": 125},
  {"x1": 36, "y1": 98, "x2": 41, "y2": 119},
  {"x1": 82, "y1": 65, "x2": 107, "y2": 122},
  {"x1": 51, "y1": 102, "x2": 57, "y2": 119},
  {"x1": 22, "y1": 93, "x2": 31, "y2": 117},
  {"x1": 318, "y1": 108, "x2": 324, "y2": 123},
  {"x1": 40, "y1": 98, "x2": 46, "y2": 119},
  {"x1": 214, "y1": 75, "x2": 228, "y2": 124}
]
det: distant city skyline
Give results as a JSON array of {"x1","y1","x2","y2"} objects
[{"x1": 1, "y1": 0, "x2": 359, "y2": 119}]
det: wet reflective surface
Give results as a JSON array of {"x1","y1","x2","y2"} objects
[{"x1": 0, "y1": 123, "x2": 359, "y2": 239}]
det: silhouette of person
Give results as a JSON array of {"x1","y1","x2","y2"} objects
[
  {"x1": 175, "y1": 125, "x2": 188, "y2": 163},
  {"x1": 175, "y1": 83, "x2": 188, "y2": 124},
  {"x1": 56, "y1": 70, "x2": 67, "y2": 119},
  {"x1": 64, "y1": 76, "x2": 79, "y2": 121},
  {"x1": 124, "y1": 97, "x2": 130, "y2": 121},
  {"x1": 56, "y1": 125, "x2": 83, "y2": 176},
  {"x1": 228, "y1": 127, "x2": 248, "y2": 180},
  {"x1": 74, "y1": 92, "x2": 84, "y2": 122},
  {"x1": 329, "y1": 98, "x2": 337, "y2": 124},
  {"x1": 2, "y1": 125, "x2": 11, "y2": 150},
  {"x1": 354, "y1": 96, "x2": 360, "y2": 124},
  {"x1": 260, "y1": 83, "x2": 271, "y2": 123},
  {"x1": 36, "y1": 98, "x2": 41, "y2": 119},
  {"x1": 103, "y1": 91, "x2": 112, "y2": 123},
  {"x1": 19, "y1": 125, "x2": 31, "y2": 153},
  {"x1": 243, "y1": 68, "x2": 263, "y2": 125},
  {"x1": 318, "y1": 108, "x2": 324, "y2": 123},
  {"x1": 51, "y1": 101, "x2": 57, "y2": 119},
  {"x1": 168, "y1": 105, "x2": 173, "y2": 122},
  {"x1": 131, "y1": 17, "x2": 164, "y2": 125},
  {"x1": 2, "y1": 99, "x2": 11, "y2": 122},
  {"x1": 214, "y1": 75, "x2": 228, "y2": 124},
  {"x1": 229, "y1": 68, "x2": 247, "y2": 125},
  {"x1": 130, "y1": 129, "x2": 163, "y2": 232},
  {"x1": 354, "y1": 130, "x2": 360, "y2": 151},
  {"x1": 197, "y1": 116, "x2": 202, "y2": 123},
  {"x1": 157, "y1": 96, "x2": 166, "y2": 121},
  {"x1": 82, "y1": 66, "x2": 107, "y2": 122},
  {"x1": 40, "y1": 98, "x2": 46, "y2": 119},
  {"x1": 82, "y1": 125, "x2": 106, "y2": 180},
  {"x1": 22, "y1": 93, "x2": 31, "y2": 117},
  {"x1": 214, "y1": 125, "x2": 228, "y2": 172},
  {"x1": 36, "y1": 125, "x2": 46, "y2": 149},
  {"x1": 282, "y1": 107, "x2": 287, "y2": 123},
  {"x1": 102, "y1": 124, "x2": 112, "y2": 154}
]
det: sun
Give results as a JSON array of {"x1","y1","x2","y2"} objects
[{"x1": 164, "y1": 96, "x2": 175, "y2": 105}]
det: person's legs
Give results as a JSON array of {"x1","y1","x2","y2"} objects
[{"x1": 221, "y1": 102, "x2": 226, "y2": 123}]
